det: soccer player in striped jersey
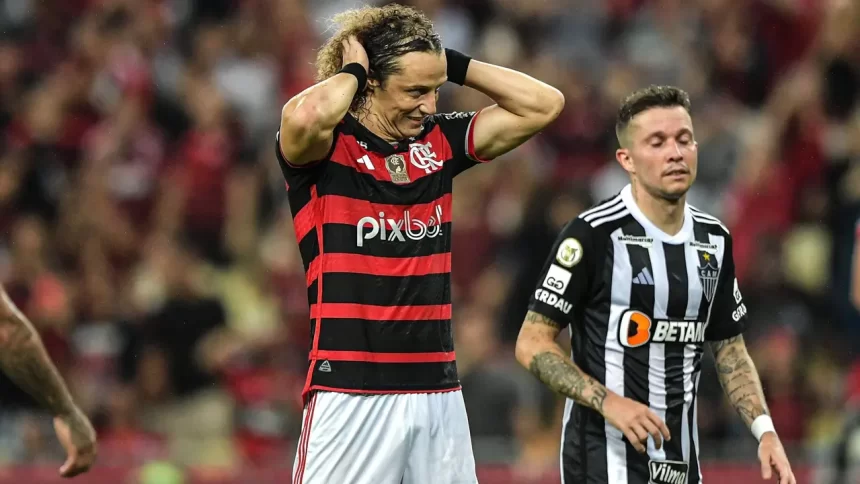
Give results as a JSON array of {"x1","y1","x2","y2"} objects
[
  {"x1": 516, "y1": 86, "x2": 795, "y2": 484},
  {"x1": 277, "y1": 4, "x2": 564, "y2": 484}
]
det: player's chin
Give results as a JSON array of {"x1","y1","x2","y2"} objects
[
  {"x1": 400, "y1": 117, "x2": 425, "y2": 135},
  {"x1": 660, "y1": 179, "x2": 691, "y2": 200}
]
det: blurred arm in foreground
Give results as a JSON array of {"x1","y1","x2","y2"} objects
[{"x1": 0, "y1": 285, "x2": 97, "y2": 478}]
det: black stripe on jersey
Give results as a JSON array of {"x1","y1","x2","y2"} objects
[
  {"x1": 321, "y1": 273, "x2": 450, "y2": 306},
  {"x1": 562, "y1": 312, "x2": 601, "y2": 483},
  {"x1": 303, "y1": 318, "x2": 315, "y2": 353},
  {"x1": 322, "y1": 223, "x2": 451, "y2": 257},
  {"x1": 310, "y1": 361, "x2": 458, "y2": 392},
  {"x1": 316, "y1": 319, "x2": 454, "y2": 353},
  {"x1": 561, "y1": 405, "x2": 585, "y2": 484},
  {"x1": 621, "y1": 223, "x2": 655, "y2": 403},
  {"x1": 662, "y1": 242, "x2": 690, "y2": 464},
  {"x1": 565, "y1": 228, "x2": 618, "y2": 484},
  {"x1": 286, "y1": 181, "x2": 316, "y2": 215},
  {"x1": 687, "y1": 221, "x2": 715, "y2": 483},
  {"x1": 298, "y1": 228, "x2": 319, "y2": 274},
  {"x1": 317, "y1": 162, "x2": 452, "y2": 205},
  {"x1": 687, "y1": 373, "x2": 701, "y2": 484},
  {"x1": 307, "y1": 280, "x2": 318, "y2": 306},
  {"x1": 620, "y1": 223, "x2": 653, "y2": 482}
]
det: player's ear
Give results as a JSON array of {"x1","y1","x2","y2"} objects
[{"x1": 616, "y1": 148, "x2": 634, "y2": 174}]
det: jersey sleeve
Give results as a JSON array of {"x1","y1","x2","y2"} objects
[
  {"x1": 705, "y1": 235, "x2": 749, "y2": 341},
  {"x1": 274, "y1": 130, "x2": 331, "y2": 191},
  {"x1": 526, "y1": 217, "x2": 596, "y2": 327},
  {"x1": 433, "y1": 110, "x2": 493, "y2": 177}
]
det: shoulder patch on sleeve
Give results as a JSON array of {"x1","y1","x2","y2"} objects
[
  {"x1": 441, "y1": 111, "x2": 475, "y2": 120},
  {"x1": 556, "y1": 238, "x2": 583, "y2": 268}
]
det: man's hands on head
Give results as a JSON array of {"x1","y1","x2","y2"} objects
[
  {"x1": 443, "y1": 49, "x2": 564, "y2": 161},
  {"x1": 279, "y1": 36, "x2": 368, "y2": 165},
  {"x1": 341, "y1": 36, "x2": 369, "y2": 74}
]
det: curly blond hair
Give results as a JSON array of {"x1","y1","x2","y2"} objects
[{"x1": 315, "y1": 4, "x2": 442, "y2": 112}]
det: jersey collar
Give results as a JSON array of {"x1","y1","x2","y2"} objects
[
  {"x1": 620, "y1": 184, "x2": 693, "y2": 245},
  {"x1": 343, "y1": 113, "x2": 431, "y2": 155}
]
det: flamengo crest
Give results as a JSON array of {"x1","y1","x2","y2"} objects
[{"x1": 409, "y1": 142, "x2": 443, "y2": 174}]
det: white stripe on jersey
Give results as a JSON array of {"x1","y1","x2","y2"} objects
[
  {"x1": 584, "y1": 201, "x2": 626, "y2": 224},
  {"x1": 607, "y1": 227, "x2": 631, "y2": 484},
  {"x1": 581, "y1": 195, "x2": 623, "y2": 219},
  {"x1": 592, "y1": 209, "x2": 631, "y2": 228},
  {"x1": 690, "y1": 213, "x2": 729, "y2": 234},
  {"x1": 682, "y1": 346, "x2": 696, "y2": 463},
  {"x1": 646, "y1": 239, "x2": 669, "y2": 463}
]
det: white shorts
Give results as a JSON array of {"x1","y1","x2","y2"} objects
[{"x1": 292, "y1": 390, "x2": 478, "y2": 484}]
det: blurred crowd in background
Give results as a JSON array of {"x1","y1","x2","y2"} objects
[{"x1": 0, "y1": 0, "x2": 859, "y2": 482}]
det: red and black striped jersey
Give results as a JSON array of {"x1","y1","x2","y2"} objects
[{"x1": 276, "y1": 111, "x2": 490, "y2": 401}]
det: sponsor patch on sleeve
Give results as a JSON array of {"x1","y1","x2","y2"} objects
[
  {"x1": 556, "y1": 238, "x2": 583, "y2": 268},
  {"x1": 542, "y1": 264, "x2": 572, "y2": 295}
]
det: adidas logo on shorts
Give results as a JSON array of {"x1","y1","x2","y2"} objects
[{"x1": 319, "y1": 360, "x2": 332, "y2": 372}]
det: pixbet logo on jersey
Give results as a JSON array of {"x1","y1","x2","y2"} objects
[{"x1": 356, "y1": 205, "x2": 444, "y2": 247}]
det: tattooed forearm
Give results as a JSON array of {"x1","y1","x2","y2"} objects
[
  {"x1": 0, "y1": 291, "x2": 76, "y2": 416},
  {"x1": 517, "y1": 311, "x2": 609, "y2": 413},
  {"x1": 529, "y1": 352, "x2": 609, "y2": 412},
  {"x1": 710, "y1": 335, "x2": 769, "y2": 428}
]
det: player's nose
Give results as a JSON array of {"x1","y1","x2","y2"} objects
[
  {"x1": 667, "y1": 139, "x2": 684, "y2": 161},
  {"x1": 419, "y1": 94, "x2": 437, "y2": 116}
]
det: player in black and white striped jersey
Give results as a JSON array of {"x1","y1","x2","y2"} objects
[{"x1": 515, "y1": 86, "x2": 795, "y2": 484}]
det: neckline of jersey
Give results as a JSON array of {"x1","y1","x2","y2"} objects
[
  {"x1": 620, "y1": 184, "x2": 693, "y2": 245},
  {"x1": 344, "y1": 113, "x2": 431, "y2": 155}
]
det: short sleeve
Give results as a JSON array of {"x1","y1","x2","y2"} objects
[
  {"x1": 275, "y1": 130, "x2": 329, "y2": 191},
  {"x1": 527, "y1": 217, "x2": 596, "y2": 327},
  {"x1": 433, "y1": 110, "x2": 492, "y2": 177},
  {"x1": 705, "y1": 235, "x2": 749, "y2": 341}
]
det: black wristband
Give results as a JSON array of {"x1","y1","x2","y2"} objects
[
  {"x1": 445, "y1": 48, "x2": 471, "y2": 86},
  {"x1": 338, "y1": 63, "x2": 367, "y2": 91}
]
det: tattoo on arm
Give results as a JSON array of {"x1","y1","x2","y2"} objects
[
  {"x1": 709, "y1": 335, "x2": 769, "y2": 428},
  {"x1": 529, "y1": 352, "x2": 608, "y2": 412},
  {"x1": 0, "y1": 292, "x2": 76, "y2": 416},
  {"x1": 522, "y1": 311, "x2": 608, "y2": 413},
  {"x1": 709, "y1": 334, "x2": 741, "y2": 354},
  {"x1": 524, "y1": 310, "x2": 563, "y2": 330}
]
